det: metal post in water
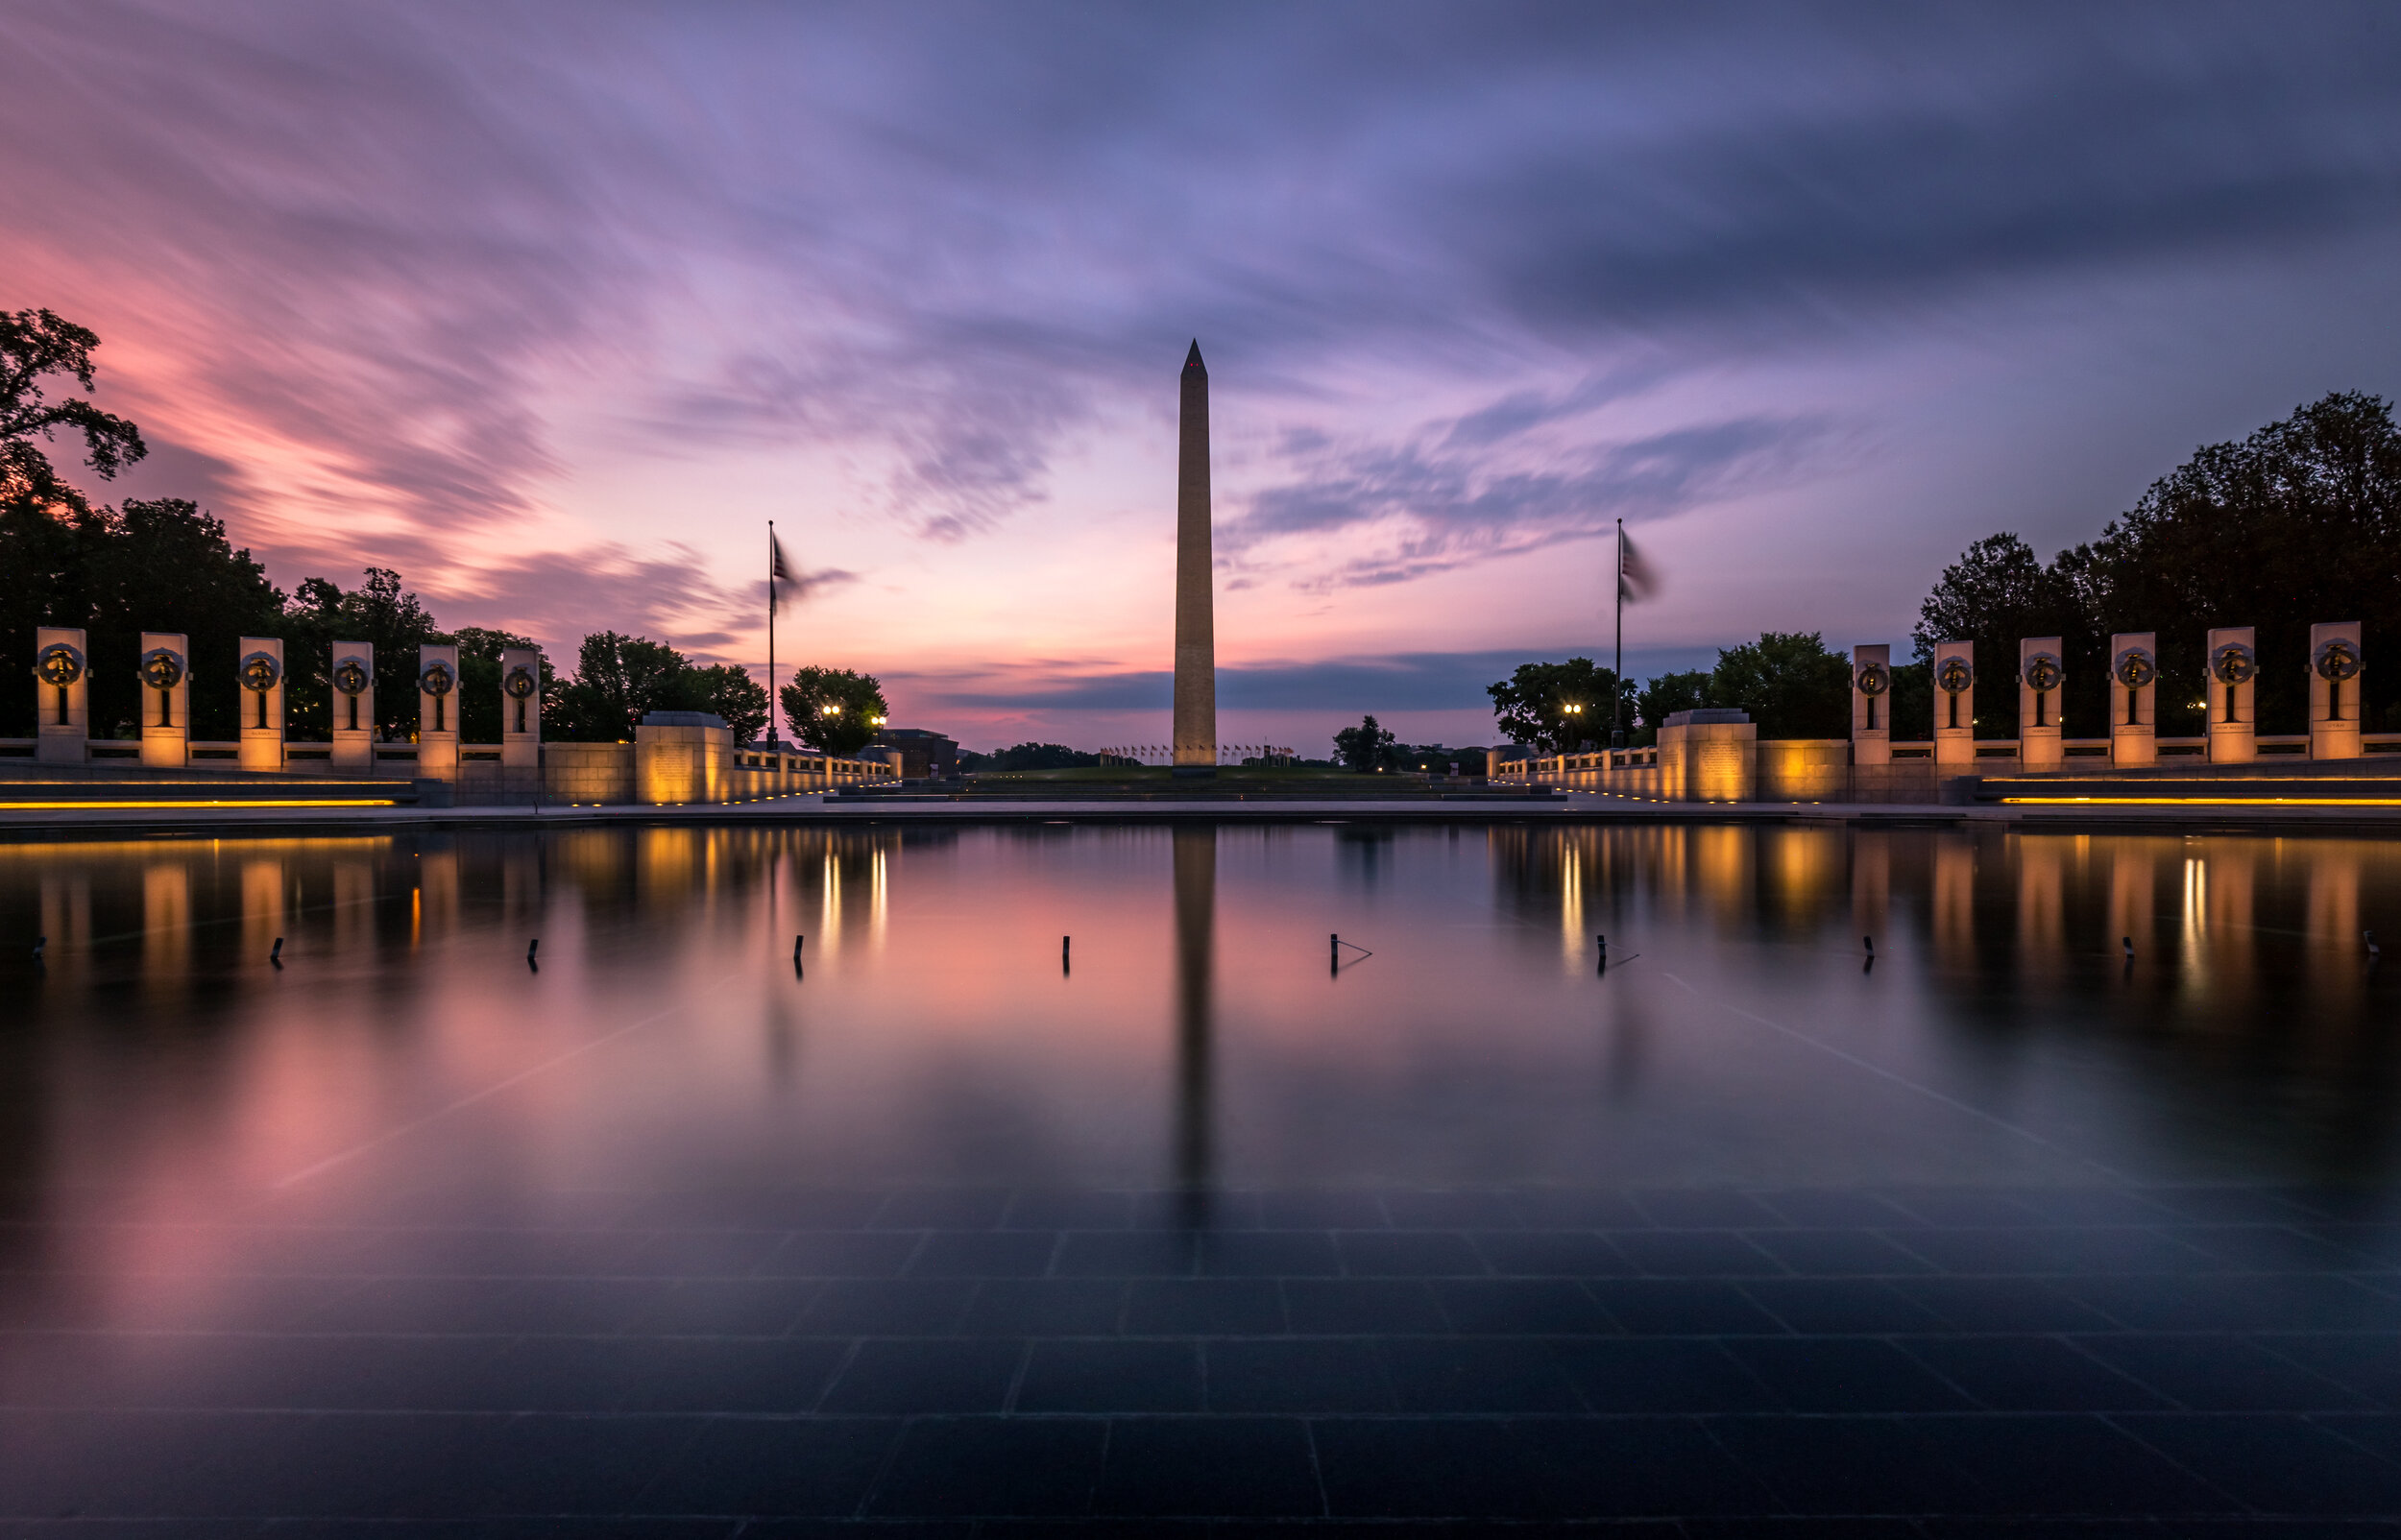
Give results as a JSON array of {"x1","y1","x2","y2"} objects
[
  {"x1": 270, "y1": 937, "x2": 283, "y2": 967},
  {"x1": 527, "y1": 938, "x2": 541, "y2": 968},
  {"x1": 1596, "y1": 933, "x2": 1607, "y2": 973},
  {"x1": 794, "y1": 934, "x2": 806, "y2": 961},
  {"x1": 1062, "y1": 935, "x2": 1071, "y2": 974}
]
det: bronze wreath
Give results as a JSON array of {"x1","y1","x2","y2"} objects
[
  {"x1": 35, "y1": 642, "x2": 84, "y2": 688},
  {"x1": 137, "y1": 648, "x2": 184, "y2": 692},
  {"x1": 238, "y1": 651, "x2": 281, "y2": 693}
]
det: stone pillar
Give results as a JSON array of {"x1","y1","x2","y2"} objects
[
  {"x1": 500, "y1": 647, "x2": 542, "y2": 769},
  {"x1": 2019, "y1": 637, "x2": 2065, "y2": 771},
  {"x1": 1931, "y1": 640, "x2": 1975, "y2": 768},
  {"x1": 2109, "y1": 632, "x2": 2158, "y2": 767},
  {"x1": 2309, "y1": 620, "x2": 2364, "y2": 761},
  {"x1": 33, "y1": 627, "x2": 89, "y2": 765},
  {"x1": 236, "y1": 638, "x2": 285, "y2": 771},
  {"x1": 637, "y1": 710, "x2": 732, "y2": 804},
  {"x1": 417, "y1": 643, "x2": 460, "y2": 781},
  {"x1": 1659, "y1": 709, "x2": 1756, "y2": 802},
  {"x1": 137, "y1": 631, "x2": 190, "y2": 768},
  {"x1": 330, "y1": 643, "x2": 376, "y2": 771},
  {"x1": 2206, "y1": 626, "x2": 2258, "y2": 764},
  {"x1": 1172, "y1": 342, "x2": 1217, "y2": 775},
  {"x1": 1851, "y1": 644, "x2": 1891, "y2": 766}
]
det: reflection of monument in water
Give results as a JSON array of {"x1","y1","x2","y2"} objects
[{"x1": 1172, "y1": 826, "x2": 1215, "y2": 1217}]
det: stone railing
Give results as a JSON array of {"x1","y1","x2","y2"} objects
[{"x1": 1492, "y1": 722, "x2": 2401, "y2": 805}]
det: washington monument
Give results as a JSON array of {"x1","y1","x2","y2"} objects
[{"x1": 1174, "y1": 340, "x2": 1217, "y2": 774}]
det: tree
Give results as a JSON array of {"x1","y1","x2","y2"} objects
[
  {"x1": 1913, "y1": 533, "x2": 2090, "y2": 736},
  {"x1": 778, "y1": 665, "x2": 888, "y2": 756},
  {"x1": 449, "y1": 626, "x2": 550, "y2": 743},
  {"x1": 1917, "y1": 393, "x2": 2401, "y2": 734},
  {"x1": 682, "y1": 662, "x2": 770, "y2": 744},
  {"x1": 546, "y1": 632, "x2": 692, "y2": 742},
  {"x1": 280, "y1": 568, "x2": 445, "y2": 740},
  {"x1": 1486, "y1": 659, "x2": 1634, "y2": 751},
  {"x1": 985, "y1": 742, "x2": 1102, "y2": 771},
  {"x1": 1332, "y1": 713, "x2": 1398, "y2": 771},
  {"x1": 2, "y1": 309, "x2": 145, "y2": 518},
  {"x1": 1634, "y1": 670, "x2": 1711, "y2": 745},
  {"x1": 1708, "y1": 632, "x2": 1853, "y2": 740}
]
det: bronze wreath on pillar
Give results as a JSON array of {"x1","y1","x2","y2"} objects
[
  {"x1": 239, "y1": 651, "x2": 281, "y2": 731},
  {"x1": 332, "y1": 658, "x2": 371, "y2": 697},
  {"x1": 137, "y1": 648, "x2": 183, "y2": 692},
  {"x1": 1855, "y1": 661, "x2": 1890, "y2": 697},
  {"x1": 36, "y1": 642, "x2": 85, "y2": 688},
  {"x1": 2210, "y1": 643, "x2": 2256, "y2": 686},
  {"x1": 420, "y1": 660, "x2": 454, "y2": 734},
  {"x1": 36, "y1": 642, "x2": 85, "y2": 728},
  {"x1": 2315, "y1": 638, "x2": 2362, "y2": 683}
]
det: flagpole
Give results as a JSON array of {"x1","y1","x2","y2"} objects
[
  {"x1": 767, "y1": 519, "x2": 777, "y2": 748},
  {"x1": 1613, "y1": 518, "x2": 1624, "y2": 748}
]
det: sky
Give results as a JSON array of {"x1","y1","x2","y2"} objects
[{"x1": 5, "y1": 3, "x2": 2399, "y2": 754}]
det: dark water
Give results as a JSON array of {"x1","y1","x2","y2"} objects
[{"x1": 2, "y1": 822, "x2": 2399, "y2": 1527}]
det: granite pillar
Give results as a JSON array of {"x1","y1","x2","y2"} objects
[
  {"x1": 2310, "y1": 620, "x2": 2364, "y2": 760},
  {"x1": 137, "y1": 631, "x2": 190, "y2": 768},
  {"x1": 1932, "y1": 640, "x2": 1975, "y2": 768},
  {"x1": 2019, "y1": 637, "x2": 2065, "y2": 771},
  {"x1": 2110, "y1": 632, "x2": 2158, "y2": 768},
  {"x1": 33, "y1": 627, "x2": 88, "y2": 765},
  {"x1": 500, "y1": 647, "x2": 542, "y2": 769},
  {"x1": 330, "y1": 642, "x2": 376, "y2": 771},
  {"x1": 236, "y1": 637, "x2": 285, "y2": 771},
  {"x1": 1850, "y1": 644, "x2": 1891, "y2": 766},
  {"x1": 2206, "y1": 626, "x2": 2257, "y2": 764},
  {"x1": 417, "y1": 643, "x2": 460, "y2": 781}
]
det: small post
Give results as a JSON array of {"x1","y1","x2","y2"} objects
[
  {"x1": 2122, "y1": 935, "x2": 2134, "y2": 960},
  {"x1": 270, "y1": 937, "x2": 284, "y2": 967},
  {"x1": 1331, "y1": 931, "x2": 1340, "y2": 975},
  {"x1": 33, "y1": 935, "x2": 45, "y2": 963},
  {"x1": 2366, "y1": 929, "x2": 2381, "y2": 959},
  {"x1": 1862, "y1": 935, "x2": 1874, "y2": 955},
  {"x1": 527, "y1": 938, "x2": 541, "y2": 969},
  {"x1": 1596, "y1": 933, "x2": 1607, "y2": 974},
  {"x1": 1062, "y1": 935, "x2": 1071, "y2": 975}
]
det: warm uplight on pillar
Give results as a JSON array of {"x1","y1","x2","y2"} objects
[
  {"x1": 138, "y1": 631, "x2": 190, "y2": 769},
  {"x1": 417, "y1": 642, "x2": 461, "y2": 781},
  {"x1": 237, "y1": 637, "x2": 285, "y2": 771},
  {"x1": 33, "y1": 626, "x2": 88, "y2": 766},
  {"x1": 330, "y1": 642, "x2": 375, "y2": 771},
  {"x1": 1931, "y1": 640, "x2": 1974, "y2": 768},
  {"x1": 2310, "y1": 621, "x2": 2363, "y2": 760},
  {"x1": 1851, "y1": 644, "x2": 1891, "y2": 766},
  {"x1": 501, "y1": 646, "x2": 542, "y2": 770},
  {"x1": 2207, "y1": 626, "x2": 2257, "y2": 764},
  {"x1": 2110, "y1": 631, "x2": 2158, "y2": 767},
  {"x1": 2019, "y1": 637, "x2": 2064, "y2": 771}
]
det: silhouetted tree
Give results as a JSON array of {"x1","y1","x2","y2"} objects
[
  {"x1": 777, "y1": 665, "x2": 888, "y2": 756},
  {"x1": 1486, "y1": 659, "x2": 1633, "y2": 750},
  {"x1": 1333, "y1": 713, "x2": 1398, "y2": 771}
]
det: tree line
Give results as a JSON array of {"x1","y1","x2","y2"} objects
[
  {"x1": 1488, "y1": 391, "x2": 2401, "y2": 746},
  {"x1": 2, "y1": 308, "x2": 889, "y2": 751}
]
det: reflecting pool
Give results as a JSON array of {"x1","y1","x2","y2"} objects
[{"x1": 1, "y1": 822, "x2": 2398, "y2": 1525}]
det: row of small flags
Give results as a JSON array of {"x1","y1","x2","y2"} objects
[{"x1": 1103, "y1": 745, "x2": 1297, "y2": 763}]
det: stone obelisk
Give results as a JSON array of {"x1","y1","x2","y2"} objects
[{"x1": 1173, "y1": 340, "x2": 1217, "y2": 775}]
